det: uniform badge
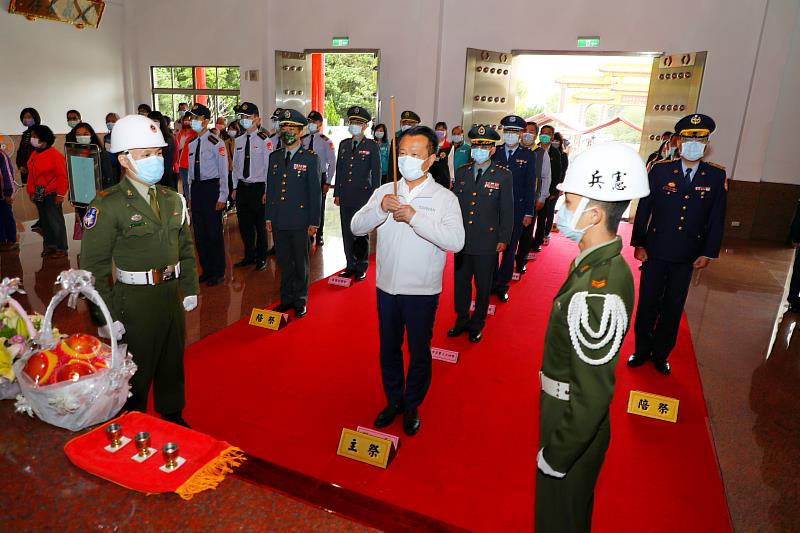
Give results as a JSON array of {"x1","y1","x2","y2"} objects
[
  {"x1": 131, "y1": 214, "x2": 143, "y2": 222},
  {"x1": 284, "y1": 110, "x2": 291, "y2": 119},
  {"x1": 83, "y1": 207, "x2": 99, "y2": 229},
  {"x1": 477, "y1": 125, "x2": 486, "y2": 136},
  {"x1": 293, "y1": 163, "x2": 307, "y2": 171},
  {"x1": 266, "y1": 141, "x2": 273, "y2": 151},
  {"x1": 484, "y1": 181, "x2": 500, "y2": 190},
  {"x1": 690, "y1": 115, "x2": 701, "y2": 125},
  {"x1": 218, "y1": 146, "x2": 226, "y2": 156},
  {"x1": 668, "y1": 181, "x2": 676, "y2": 188},
  {"x1": 591, "y1": 279, "x2": 607, "y2": 289},
  {"x1": 695, "y1": 186, "x2": 711, "y2": 192},
  {"x1": 439, "y1": 151, "x2": 446, "y2": 159}
]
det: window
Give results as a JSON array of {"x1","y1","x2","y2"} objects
[{"x1": 150, "y1": 66, "x2": 241, "y2": 121}]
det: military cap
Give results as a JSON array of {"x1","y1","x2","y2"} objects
[
  {"x1": 236, "y1": 102, "x2": 260, "y2": 116},
  {"x1": 675, "y1": 113, "x2": 716, "y2": 138},
  {"x1": 270, "y1": 108, "x2": 284, "y2": 120},
  {"x1": 400, "y1": 110, "x2": 421, "y2": 123},
  {"x1": 468, "y1": 124, "x2": 500, "y2": 146},
  {"x1": 278, "y1": 108, "x2": 308, "y2": 127},
  {"x1": 307, "y1": 110, "x2": 323, "y2": 122},
  {"x1": 499, "y1": 115, "x2": 525, "y2": 130},
  {"x1": 186, "y1": 103, "x2": 211, "y2": 119},
  {"x1": 347, "y1": 106, "x2": 371, "y2": 123}
]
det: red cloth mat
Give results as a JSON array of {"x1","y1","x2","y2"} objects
[{"x1": 64, "y1": 411, "x2": 245, "y2": 499}]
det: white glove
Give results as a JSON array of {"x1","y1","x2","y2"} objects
[
  {"x1": 183, "y1": 295, "x2": 198, "y2": 312},
  {"x1": 98, "y1": 320, "x2": 126, "y2": 341}
]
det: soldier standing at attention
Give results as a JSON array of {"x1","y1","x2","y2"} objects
[
  {"x1": 447, "y1": 125, "x2": 513, "y2": 343},
  {"x1": 334, "y1": 106, "x2": 381, "y2": 281},
  {"x1": 231, "y1": 102, "x2": 272, "y2": 271},
  {"x1": 302, "y1": 110, "x2": 336, "y2": 247},
  {"x1": 80, "y1": 114, "x2": 199, "y2": 427},
  {"x1": 266, "y1": 109, "x2": 322, "y2": 318},
  {"x1": 535, "y1": 143, "x2": 649, "y2": 532},
  {"x1": 185, "y1": 103, "x2": 229, "y2": 287},
  {"x1": 628, "y1": 113, "x2": 727, "y2": 375}
]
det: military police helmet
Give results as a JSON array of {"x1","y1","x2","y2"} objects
[
  {"x1": 278, "y1": 108, "x2": 308, "y2": 127},
  {"x1": 467, "y1": 124, "x2": 500, "y2": 146},
  {"x1": 558, "y1": 143, "x2": 649, "y2": 202},
  {"x1": 675, "y1": 113, "x2": 715, "y2": 138},
  {"x1": 185, "y1": 103, "x2": 211, "y2": 119},
  {"x1": 400, "y1": 110, "x2": 421, "y2": 124},
  {"x1": 500, "y1": 115, "x2": 525, "y2": 131},
  {"x1": 109, "y1": 114, "x2": 167, "y2": 153},
  {"x1": 347, "y1": 106, "x2": 371, "y2": 123}
]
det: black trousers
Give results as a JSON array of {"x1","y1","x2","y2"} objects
[
  {"x1": 454, "y1": 252, "x2": 496, "y2": 332},
  {"x1": 118, "y1": 280, "x2": 185, "y2": 415},
  {"x1": 191, "y1": 179, "x2": 225, "y2": 278},
  {"x1": 39, "y1": 194, "x2": 68, "y2": 252},
  {"x1": 377, "y1": 288, "x2": 439, "y2": 410},
  {"x1": 274, "y1": 228, "x2": 310, "y2": 307},
  {"x1": 235, "y1": 182, "x2": 266, "y2": 262},
  {"x1": 633, "y1": 257, "x2": 694, "y2": 362},
  {"x1": 494, "y1": 216, "x2": 524, "y2": 293},
  {"x1": 788, "y1": 247, "x2": 800, "y2": 307},
  {"x1": 533, "y1": 196, "x2": 557, "y2": 247},
  {"x1": 340, "y1": 205, "x2": 369, "y2": 274},
  {"x1": 317, "y1": 186, "x2": 329, "y2": 240},
  {"x1": 516, "y1": 220, "x2": 535, "y2": 270}
]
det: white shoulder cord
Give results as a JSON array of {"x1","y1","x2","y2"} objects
[
  {"x1": 566, "y1": 291, "x2": 628, "y2": 366},
  {"x1": 179, "y1": 194, "x2": 190, "y2": 226}
]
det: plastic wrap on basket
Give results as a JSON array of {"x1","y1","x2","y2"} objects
[
  {"x1": 0, "y1": 278, "x2": 36, "y2": 400},
  {"x1": 12, "y1": 270, "x2": 137, "y2": 432}
]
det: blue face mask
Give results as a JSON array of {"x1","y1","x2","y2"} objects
[
  {"x1": 471, "y1": 147, "x2": 491, "y2": 164},
  {"x1": 539, "y1": 134, "x2": 551, "y2": 144},
  {"x1": 681, "y1": 141, "x2": 705, "y2": 161},
  {"x1": 556, "y1": 200, "x2": 597, "y2": 243},
  {"x1": 239, "y1": 118, "x2": 253, "y2": 130},
  {"x1": 106, "y1": 122, "x2": 115, "y2": 131},
  {"x1": 375, "y1": 131, "x2": 385, "y2": 139},
  {"x1": 349, "y1": 124, "x2": 363, "y2": 137},
  {"x1": 191, "y1": 120, "x2": 204, "y2": 133},
  {"x1": 130, "y1": 155, "x2": 164, "y2": 185}
]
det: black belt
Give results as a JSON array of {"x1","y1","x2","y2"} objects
[{"x1": 238, "y1": 180, "x2": 265, "y2": 187}]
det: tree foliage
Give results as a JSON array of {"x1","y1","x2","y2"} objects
[{"x1": 324, "y1": 54, "x2": 377, "y2": 121}]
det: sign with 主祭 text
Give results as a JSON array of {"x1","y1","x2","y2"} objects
[
  {"x1": 470, "y1": 302, "x2": 496, "y2": 315},
  {"x1": 627, "y1": 390, "x2": 679, "y2": 423},
  {"x1": 431, "y1": 347, "x2": 459, "y2": 364},
  {"x1": 337, "y1": 428, "x2": 392, "y2": 468},
  {"x1": 248, "y1": 308, "x2": 288, "y2": 331},
  {"x1": 328, "y1": 276, "x2": 353, "y2": 288}
]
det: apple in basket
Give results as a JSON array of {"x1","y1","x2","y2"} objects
[
  {"x1": 60, "y1": 333, "x2": 101, "y2": 359},
  {"x1": 56, "y1": 359, "x2": 96, "y2": 383},
  {"x1": 23, "y1": 350, "x2": 59, "y2": 385}
]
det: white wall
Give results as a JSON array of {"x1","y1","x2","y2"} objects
[{"x1": 0, "y1": 0, "x2": 127, "y2": 134}]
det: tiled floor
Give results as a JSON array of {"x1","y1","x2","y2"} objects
[{"x1": 1, "y1": 194, "x2": 798, "y2": 532}]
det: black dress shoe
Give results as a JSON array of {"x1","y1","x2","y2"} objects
[
  {"x1": 316, "y1": 237, "x2": 324, "y2": 246},
  {"x1": 534, "y1": 246, "x2": 542, "y2": 253},
  {"x1": 626, "y1": 353, "x2": 649, "y2": 368},
  {"x1": 447, "y1": 325, "x2": 466, "y2": 337},
  {"x1": 273, "y1": 303, "x2": 293, "y2": 313},
  {"x1": 355, "y1": 271, "x2": 367, "y2": 281},
  {"x1": 374, "y1": 404, "x2": 403, "y2": 428},
  {"x1": 198, "y1": 273, "x2": 210, "y2": 283},
  {"x1": 294, "y1": 305, "x2": 307, "y2": 318},
  {"x1": 654, "y1": 360, "x2": 671, "y2": 375},
  {"x1": 205, "y1": 276, "x2": 224, "y2": 287},
  {"x1": 266, "y1": 247, "x2": 276, "y2": 256},
  {"x1": 788, "y1": 303, "x2": 800, "y2": 313},
  {"x1": 339, "y1": 269, "x2": 355, "y2": 278},
  {"x1": 234, "y1": 258, "x2": 255, "y2": 268},
  {"x1": 255, "y1": 260, "x2": 267, "y2": 271},
  {"x1": 469, "y1": 330, "x2": 482, "y2": 343},
  {"x1": 403, "y1": 408, "x2": 420, "y2": 436},
  {"x1": 496, "y1": 291, "x2": 510, "y2": 303},
  {"x1": 161, "y1": 411, "x2": 190, "y2": 428},
  {"x1": 516, "y1": 265, "x2": 527, "y2": 274}
]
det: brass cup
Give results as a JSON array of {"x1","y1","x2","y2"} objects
[
  {"x1": 105, "y1": 423, "x2": 122, "y2": 448},
  {"x1": 162, "y1": 442, "x2": 179, "y2": 469},
  {"x1": 134, "y1": 432, "x2": 152, "y2": 457}
]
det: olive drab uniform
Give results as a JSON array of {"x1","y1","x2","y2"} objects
[
  {"x1": 535, "y1": 237, "x2": 634, "y2": 533},
  {"x1": 80, "y1": 176, "x2": 199, "y2": 415}
]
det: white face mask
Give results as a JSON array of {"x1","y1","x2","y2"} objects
[
  {"x1": 504, "y1": 133, "x2": 520, "y2": 146},
  {"x1": 227, "y1": 129, "x2": 238, "y2": 138},
  {"x1": 400, "y1": 124, "x2": 411, "y2": 132},
  {"x1": 349, "y1": 124, "x2": 363, "y2": 137},
  {"x1": 522, "y1": 133, "x2": 536, "y2": 145},
  {"x1": 681, "y1": 141, "x2": 706, "y2": 161},
  {"x1": 398, "y1": 155, "x2": 426, "y2": 181},
  {"x1": 76, "y1": 135, "x2": 91, "y2": 145},
  {"x1": 452, "y1": 134, "x2": 464, "y2": 144},
  {"x1": 308, "y1": 123, "x2": 319, "y2": 134}
]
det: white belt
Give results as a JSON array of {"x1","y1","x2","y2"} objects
[
  {"x1": 540, "y1": 371, "x2": 570, "y2": 401},
  {"x1": 115, "y1": 263, "x2": 181, "y2": 286}
]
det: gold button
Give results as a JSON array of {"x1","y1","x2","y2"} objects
[
  {"x1": 678, "y1": 226, "x2": 683, "y2": 230},
  {"x1": 682, "y1": 206, "x2": 687, "y2": 210},
  {"x1": 469, "y1": 211, "x2": 474, "y2": 215},
  {"x1": 299, "y1": 204, "x2": 304, "y2": 208},
  {"x1": 489, "y1": 227, "x2": 495, "y2": 232},
  {"x1": 283, "y1": 173, "x2": 287, "y2": 177},
  {"x1": 472, "y1": 192, "x2": 477, "y2": 196},
  {"x1": 684, "y1": 195, "x2": 689, "y2": 199},
  {"x1": 468, "y1": 220, "x2": 473, "y2": 225},
  {"x1": 281, "y1": 189, "x2": 286, "y2": 193},
  {"x1": 280, "y1": 196, "x2": 286, "y2": 201},
  {"x1": 680, "y1": 216, "x2": 685, "y2": 220},
  {"x1": 470, "y1": 201, "x2": 476, "y2": 206},
  {"x1": 348, "y1": 179, "x2": 352, "y2": 182}
]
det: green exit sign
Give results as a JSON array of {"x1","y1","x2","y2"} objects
[
  {"x1": 577, "y1": 37, "x2": 600, "y2": 48},
  {"x1": 332, "y1": 36, "x2": 349, "y2": 47}
]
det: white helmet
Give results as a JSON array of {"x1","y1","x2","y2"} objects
[
  {"x1": 557, "y1": 143, "x2": 649, "y2": 201},
  {"x1": 109, "y1": 114, "x2": 167, "y2": 153}
]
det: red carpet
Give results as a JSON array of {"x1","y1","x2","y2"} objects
[{"x1": 183, "y1": 224, "x2": 731, "y2": 533}]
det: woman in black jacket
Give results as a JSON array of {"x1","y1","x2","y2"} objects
[{"x1": 148, "y1": 111, "x2": 178, "y2": 190}]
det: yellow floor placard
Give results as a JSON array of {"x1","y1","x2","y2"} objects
[
  {"x1": 336, "y1": 428, "x2": 393, "y2": 469},
  {"x1": 627, "y1": 390, "x2": 679, "y2": 423},
  {"x1": 248, "y1": 308, "x2": 288, "y2": 331}
]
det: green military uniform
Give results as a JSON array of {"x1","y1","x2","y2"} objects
[
  {"x1": 80, "y1": 175, "x2": 199, "y2": 415},
  {"x1": 536, "y1": 237, "x2": 634, "y2": 533}
]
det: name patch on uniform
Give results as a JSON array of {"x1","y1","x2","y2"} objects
[
  {"x1": 484, "y1": 181, "x2": 500, "y2": 190},
  {"x1": 293, "y1": 163, "x2": 307, "y2": 171},
  {"x1": 627, "y1": 390, "x2": 679, "y2": 423},
  {"x1": 83, "y1": 207, "x2": 99, "y2": 229}
]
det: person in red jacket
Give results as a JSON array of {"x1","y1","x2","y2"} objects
[{"x1": 26, "y1": 125, "x2": 69, "y2": 258}]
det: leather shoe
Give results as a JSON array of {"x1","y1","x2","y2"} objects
[
  {"x1": 654, "y1": 360, "x2": 671, "y2": 375},
  {"x1": 273, "y1": 303, "x2": 293, "y2": 313},
  {"x1": 234, "y1": 258, "x2": 255, "y2": 268},
  {"x1": 355, "y1": 271, "x2": 367, "y2": 281},
  {"x1": 469, "y1": 330, "x2": 482, "y2": 343},
  {"x1": 266, "y1": 247, "x2": 276, "y2": 256},
  {"x1": 205, "y1": 276, "x2": 224, "y2": 287},
  {"x1": 626, "y1": 353, "x2": 649, "y2": 368},
  {"x1": 403, "y1": 408, "x2": 420, "y2": 436},
  {"x1": 534, "y1": 246, "x2": 542, "y2": 253},
  {"x1": 496, "y1": 291, "x2": 510, "y2": 303},
  {"x1": 374, "y1": 404, "x2": 402, "y2": 428},
  {"x1": 316, "y1": 237, "x2": 324, "y2": 246},
  {"x1": 255, "y1": 260, "x2": 267, "y2": 271},
  {"x1": 294, "y1": 305, "x2": 307, "y2": 318},
  {"x1": 339, "y1": 269, "x2": 355, "y2": 278},
  {"x1": 447, "y1": 325, "x2": 465, "y2": 337},
  {"x1": 516, "y1": 265, "x2": 527, "y2": 274},
  {"x1": 161, "y1": 411, "x2": 190, "y2": 428}
]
